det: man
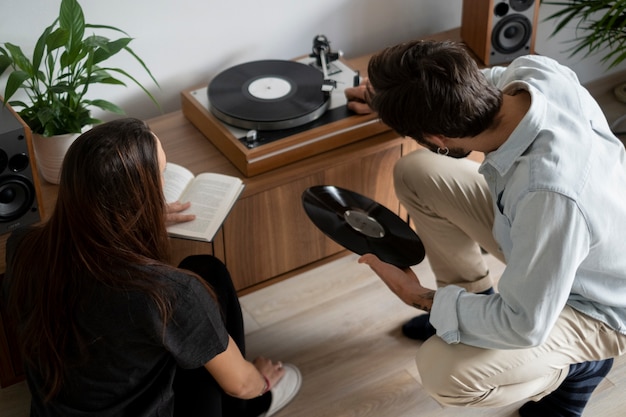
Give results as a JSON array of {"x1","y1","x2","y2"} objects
[{"x1": 345, "y1": 40, "x2": 626, "y2": 416}]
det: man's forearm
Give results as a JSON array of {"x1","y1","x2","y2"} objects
[{"x1": 411, "y1": 290, "x2": 436, "y2": 312}]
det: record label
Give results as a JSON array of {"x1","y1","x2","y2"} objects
[
  {"x1": 208, "y1": 60, "x2": 330, "y2": 130},
  {"x1": 343, "y1": 210, "x2": 385, "y2": 238},
  {"x1": 247, "y1": 77, "x2": 292, "y2": 100},
  {"x1": 302, "y1": 185, "x2": 425, "y2": 268}
]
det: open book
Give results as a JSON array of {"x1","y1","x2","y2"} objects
[{"x1": 163, "y1": 162, "x2": 244, "y2": 242}]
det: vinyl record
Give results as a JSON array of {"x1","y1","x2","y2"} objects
[
  {"x1": 302, "y1": 185, "x2": 425, "y2": 268},
  {"x1": 208, "y1": 60, "x2": 330, "y2": 130}
]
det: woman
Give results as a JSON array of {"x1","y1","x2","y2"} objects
[{"x1": 2, "y1": 118, "x2": 301, "y2": 416}]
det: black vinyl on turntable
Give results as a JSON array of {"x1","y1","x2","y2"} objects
[{"x1": 208, "y1": 59, "x2": 330, "y2": 131}]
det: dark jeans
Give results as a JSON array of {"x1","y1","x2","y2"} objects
[{"x1": 172, "y1": 255, "x2": 270, "y2": 417}]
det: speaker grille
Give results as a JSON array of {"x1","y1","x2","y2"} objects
[
  {"x1": 461, "y1": 0, "x2": 538, "y2": 66},
  {"x1": 0, "y1": 176, "x2": 35, "y2": 221},
  {"x1": 492, "y1": 14, "x2": 533, "y2": 55},
  {"x1": 510, "y1": 0, "x2": 535, "y2": 12},
  {"x1": 0, "y1": 103, "x2": 43, "y2": 234}
]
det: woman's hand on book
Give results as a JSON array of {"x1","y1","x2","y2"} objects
[{"x1": 165, "y1": 201, "x2": 196, "y2": 225}]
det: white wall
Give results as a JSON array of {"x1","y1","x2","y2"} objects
[{"x1": 0, "y1": 0, "x2": 623, "y2": 123}]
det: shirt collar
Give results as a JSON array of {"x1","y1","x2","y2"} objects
[{"x1": 479, "y1": 81, "x2": 545, "y2": 177}]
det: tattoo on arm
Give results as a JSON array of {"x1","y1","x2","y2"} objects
[{"x1": 411, "y1": 290, "x2": 435, "y2": 312}]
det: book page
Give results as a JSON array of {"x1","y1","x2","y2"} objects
[
  {"x1": 162, "y1": 162, "x2": 195, "y2": 203},
  {"x1": 166, "y1": 171, "x2": 244, "y2": 242}
]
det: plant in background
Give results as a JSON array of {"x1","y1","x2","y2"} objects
[
  {"x1": 543, "y1": 0, "x2": 626, "y2": 69},
  {"x1": 0, "y1": 0, "x2": 159, "y2": 137}
]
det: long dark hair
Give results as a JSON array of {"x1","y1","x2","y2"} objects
[
  {"x1": 367, "y1": 40, "x2": 503, "y2": 143},
  {"x1": 6, "y1": 118, "x2": 174, "y2": 400}
]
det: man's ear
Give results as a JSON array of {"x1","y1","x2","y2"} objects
[{"x1": 425, "y1": 134, "x2": 448, "y2": 149}]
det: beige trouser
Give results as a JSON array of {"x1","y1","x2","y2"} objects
[{"x1": 394, "y1": 149, "x2": 626, "y2": 407}]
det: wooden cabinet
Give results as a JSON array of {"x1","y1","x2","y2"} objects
[{"x1": 222, "y1": 136, "x2": 404, "y2": 290}]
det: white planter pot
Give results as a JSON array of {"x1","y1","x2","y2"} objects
[{"x1": 31, "y1": 129, "x2": 86, "y2": 184}]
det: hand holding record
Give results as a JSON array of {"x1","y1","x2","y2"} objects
[{"x1": 301, "y1": 185, "x2": 425, "y2": 268}]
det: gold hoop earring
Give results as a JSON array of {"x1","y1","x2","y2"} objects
[{"x1": 437, "y1": 147, "x2": 449, "y2": 156}]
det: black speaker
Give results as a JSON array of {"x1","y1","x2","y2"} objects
[
  {"x1": 0, "y1": 101, "x2": 43, "y2": 235},
  {"x1": 461, "y1": 0, "x2": 539, "y2": 66}
]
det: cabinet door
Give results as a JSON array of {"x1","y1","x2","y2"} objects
[
  {"x1": 223, "y1": 144, "x2": 402, "y2": 290},
  {"x1": 169, "y1": 231, "x2": 225, "y2": 266}
]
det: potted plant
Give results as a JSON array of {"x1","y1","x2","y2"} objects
[
  {"x1": 0, "y1": 0, "x2": 159, "y2": 183},
  {"x1": 542, "y1": 0, "x2": 626, "y2": 69},
  {"x1": 543, "y1": 0, "x2": 626, "y2": 133}
]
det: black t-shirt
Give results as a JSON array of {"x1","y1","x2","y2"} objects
[{"x1": 4, "y1": 230, "x2": 229, "y2": 416}]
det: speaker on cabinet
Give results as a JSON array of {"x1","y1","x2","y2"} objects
[
  {"x1": 461, "y1": 0, "x2": 539, "y2": 66},
  {"x1": 0, "y1": 101, "x2": 44, "y2": 235}
]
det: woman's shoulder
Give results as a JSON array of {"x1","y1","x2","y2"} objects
[
  {"x1": 138, "y1": 263, "x2": 213, "y2": 305},
  {"x1": 141, "y1": 263, "x2": 201, "y2": 287}
]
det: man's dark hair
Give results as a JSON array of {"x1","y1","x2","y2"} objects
[{"x1": 367, "y1": 40, "x2": 503, "y2": 143}]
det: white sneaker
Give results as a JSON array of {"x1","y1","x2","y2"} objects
[{"x1": 260, "y1": 363, "x2": 302, "y2": 417}]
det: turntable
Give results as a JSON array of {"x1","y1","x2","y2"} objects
[{"x1": 181, "y1": 35, "x2": 391, "y2": 177}]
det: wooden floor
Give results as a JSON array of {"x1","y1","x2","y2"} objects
[{"x1": 1, "y1": 253, "x2": 625, "y2": 417}]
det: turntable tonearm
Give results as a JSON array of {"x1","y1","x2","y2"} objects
[{"x1": 181, "y1": 35, "x2": 391, "y2": 177}]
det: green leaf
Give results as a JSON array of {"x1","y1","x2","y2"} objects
[
  {"x1": 87, "y1": 99, "x2": 125, "y2": 114},
  {"x1": 88, "y1": 69, "x2": 126, "y2": 85},
  {"x1": 85, "y1": 23, "x2": 129, "y2": 37},
  {"x1": 4, "y1": 71, "x2": 30, "y2": 102},
  {"x1": 32, "y1": 22, "x2": 56, "y2": 71},
  {"x1": 123, "y1": 45, "x2": 160, "y2": 87},
  {"x1": 7, "y1": 99, "x2": 30, "y2": 109},
  {"x1": 3, "y1": 44, "x2": 33, "y2": 74},
  {"x1": 45, "y1": 27, "x2": 70, "y2": 52},
  {"x1": 95, "y1": 77, "x2": 126, "y2": 86},
  {"x1": 59, "y1": 42, "x2": 87, "y2": 70},
  {"x1": 0, "y1": 54, "x2": 13, "y2": 76},
  {"x1": 59, "y1": 0, "x2": 85, "y2": 54},
  {"x1": 92, "y1": 38, "x2": 132, "y2": 64},
  {"x1": 105, "y1": 67, "x2": 160, "y2": 109}
]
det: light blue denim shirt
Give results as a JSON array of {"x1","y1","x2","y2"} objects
[{"x1": 430, "y1": 55, "x2": 626, "y2": 349}]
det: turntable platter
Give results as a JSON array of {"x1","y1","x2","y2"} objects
[{"x1": 208, "y1": 60, "x2": 330, "y2": 130}]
